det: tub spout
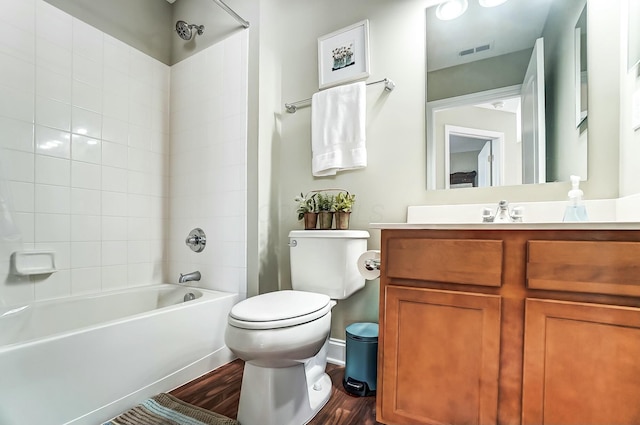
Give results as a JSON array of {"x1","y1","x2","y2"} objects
[{"x1": 178, "y1": 271, "x2": 201, "y2": 284}]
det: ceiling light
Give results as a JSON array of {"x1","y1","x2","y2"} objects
[
  {"x1": 436, "y1": 0, "x2": 468, "y2": 21},
  {"x1": 479, "y1": 0, "x2": 509, "y2": 7}
]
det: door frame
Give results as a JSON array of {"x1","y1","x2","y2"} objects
[
  {"x1": 427, "y1": 85, "x2": 522, "y2": 190},
  {"x1": 444, "y1": 125, "x2": 505, "y2": 189}
]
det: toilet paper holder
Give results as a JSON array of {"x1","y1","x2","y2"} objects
[{"x1": 364, "y1": 258, "x2": 380, "y2": 271}]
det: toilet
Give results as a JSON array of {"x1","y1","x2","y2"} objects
[{"x1": 225, "y1": 229, "x2": 370, "y2": 425}]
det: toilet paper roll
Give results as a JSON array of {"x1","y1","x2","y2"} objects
[{"x1": 357, "y1": 250, "x2": 381, "y2": 280}]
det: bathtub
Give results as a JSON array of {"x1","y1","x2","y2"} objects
[{"x1": 0, "y1": 284, "x2": 241, "y2": 425}]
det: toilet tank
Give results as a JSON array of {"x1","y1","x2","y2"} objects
[{"x1": 289, "y1": 230, "x2": 370, "y2": 299}]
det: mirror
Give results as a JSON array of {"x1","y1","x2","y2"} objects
[{"x1": 426, "y1": 0, "x2": 589, "y2": 190}]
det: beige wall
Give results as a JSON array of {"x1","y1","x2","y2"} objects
[{"x1": 258, "y1": 0, "x2": 630, "y2": 338}]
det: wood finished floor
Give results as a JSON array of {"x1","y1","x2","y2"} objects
[{"x1": 170, "y1": 359, "x2": 383, "y2": 425}]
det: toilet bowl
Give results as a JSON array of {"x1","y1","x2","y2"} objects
[{"x1": 224, "y1": 230, "x2": 370, "y2": 425}]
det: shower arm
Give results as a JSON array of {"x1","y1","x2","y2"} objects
[{"x1": 212, "y1": 0, "x2": 249, "y2": 28}]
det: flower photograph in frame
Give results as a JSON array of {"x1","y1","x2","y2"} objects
[{"x1": 317, "y1": 20, "x2": 370, "y2": 89}]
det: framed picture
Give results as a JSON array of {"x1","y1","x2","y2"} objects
[{"x1": 317, "y1": 20, "x2": 370, "y2": 89}]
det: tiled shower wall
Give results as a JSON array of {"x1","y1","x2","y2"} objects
[
  {"x1": 168, "y1": 31, "x2": 248, "y2": 298},
  {"x1": 0, "y1": 0, "x2": 248, "y2": 306}
]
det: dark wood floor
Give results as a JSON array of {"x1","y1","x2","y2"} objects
[{"x1": 170, "y1": 359, "x2": 383, "y2": 425}]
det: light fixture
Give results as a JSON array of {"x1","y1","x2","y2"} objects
[
  {"x1": 479, "y1": 0, "x2": 509, "y2": 7},
  {"x1": 436, "y1": 0, "x2": 469, "y2": 21}
]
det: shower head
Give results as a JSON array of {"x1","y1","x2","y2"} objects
[{"x1": 176, "y1": 20, "x2": 205, "y2": 41}]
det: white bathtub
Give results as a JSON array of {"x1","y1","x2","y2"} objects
[{"x1": 0, "y1": 284, "x2": 241, "y2": 425}]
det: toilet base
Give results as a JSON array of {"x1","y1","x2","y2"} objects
[{"x1": 237, "y1": 362, "x2": 332, "y2": 425}]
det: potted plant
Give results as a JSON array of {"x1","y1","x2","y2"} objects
[
  {"x1": 295, "y1": 192, "x2": 318, "y2": 230},
  {"x1": 316, "y1": 193, "x2": 334, "y2": 229},
  {"x1": 333, "y1": 191, "x2": 355, "y2": 230}
]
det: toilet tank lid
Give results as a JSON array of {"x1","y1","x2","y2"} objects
[
  {"x1": 289, "y1": 230, "x2": 370, "y2": 239},
  {"x1": 230, "y1": 290, "x2": 331, "y2": 322}
]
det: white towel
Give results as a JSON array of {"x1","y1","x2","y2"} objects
[{"x1": 311, "y1": 81, "x2": 366, "y2": 176}]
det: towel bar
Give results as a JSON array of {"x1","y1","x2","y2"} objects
[{"x1": 284, "y1": 78, "x2": 395, "y2": 113}]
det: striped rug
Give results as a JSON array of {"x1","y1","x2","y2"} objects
[{"x1": 103, "y1": 393, "x2": 239, "y2": 425}]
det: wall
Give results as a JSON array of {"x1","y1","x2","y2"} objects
[
  {"x1": 168, "y1": 31, "x2": 248, "y2": 296},
  {"x1": 258, "y1": 0, "x2": 629, "y2": 339},
  {"x1": 543, "y1": 0, "x2": 588, "y2": 182},
  {"x1": 0, "y1": 0, "x2": 170, "y2": 306},
  {"x1": 43, "y1": 0, "x2": 173, "y2": 65}
]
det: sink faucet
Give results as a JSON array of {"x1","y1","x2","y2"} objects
[
  {"x1": 178, "y1": 270, "x2": 201, "y2": 284},
  {"x1": 482, "y1": 200, "x2": 523, "y2": 223}
]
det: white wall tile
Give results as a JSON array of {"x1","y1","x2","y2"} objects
[
  {"x1": 102, "y1": 241, "x2": 127, "y2": 266},
  {"x1": 101, "y1": 216, "x2": 127, "y2": 240},
  {"x1": 35, "y1": 213, "x2": 70, "y2": 242},
  {"x1": 13, "y1": 212, "x2": 35, "y2": 243},
  {"x1": 101, "y1": 166, "x2": 127, "y2": 193},
  {"x1": 102, "y1": 140, "x2": 127, "y2": 168},
  {"x1": 71, "y1": 160, "x2": 101, "y2": 189},
  {"x1": 71, "y1": 241, "x2": 101, "y2": 268},
  {"x1": 8, "y1": 181, "x2": 34, "y2": 212},
  {"x1": 36, "y1": 67, "x2": 72, "y2": 104},
  {"x1": 35, "y1": 126, "x2": 71, "y2": 158},
  {"x1": 0, "y1": 53, "x2": 35, "y2": 92},
  {"x1": 72, "y1": 18, "x2": 103, "y2": 63},
  {"x1": 35, "y1": 184, "x2": 70, "y2": 214},
  {"x1": 0, "y1": 21, "x2": 35, "y2": 64},
  {"x1": 35, "y1": 0, "x2": 72, "y2": 48},
  {"x1": 71, "y1": 134, "x2": 101, "y2": 164},
  {"x1": 0, "y1": 116, "x2": 33, "y2": 152},
  {"x1": 102, "y1": 116, "x2": 129, "y2": 144},
  {"x1": 34, "y1": 241, "x2": 71, "y2": 270},
  {"x1": 101, "y1": 265, "x2": 128, "y2": 291},
  {"x1": 101, "y1": 191, "x2": 127, "y2": 217},
  {"x1": 72, "y1": 80, "x2": 102, "y2": 113},
  {"x1": 71, "y1": 106, "x2": 101, "y2": 139},
  {"x1": 2, "y1": 149, "x2": 34, "y2": 182},
  {"x1": 0, "y1": 85, "x2": 35, "y2": 123},
  {"x1": 71, "y1": 188, "x2": 101, "y2": 215},
  {"x1": 71, "y1": 267, "x2": 101, "y2": 294},
  {"x1": 71, "y1": 214, "x2": 100, "y2": 241},
  {"x1": 36, "y1": 37, "x2": 72, "y2": 76},
  {"x1": 36, "y1": 97, "x2": 71, "y2": 132},
  {"x1": 73, "y1": 54, "x2": 102, "y2": 87},
  {"x1": 35, "y1": 155, "x2": 70, "y2": 186}
]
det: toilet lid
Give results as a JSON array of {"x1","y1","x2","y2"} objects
[{"x1": 228, "y1": 290, "x2": 331, "y2": 330}]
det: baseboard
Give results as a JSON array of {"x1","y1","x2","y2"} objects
[{"x1": 327, "y1": 337, "x2": 346, "y2": 366}]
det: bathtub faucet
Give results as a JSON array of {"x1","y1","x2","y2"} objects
[{"x1": 178, "y1": 271, "x2": 201, "y2": 284}]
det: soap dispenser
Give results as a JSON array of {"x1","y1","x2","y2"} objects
[{"x1": 563, "y1": 175, "x2": 589, "y2": 222}]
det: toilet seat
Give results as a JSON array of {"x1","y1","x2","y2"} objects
[{"x1": 229, "y1": 290, "x2": 331, "y2": 330}]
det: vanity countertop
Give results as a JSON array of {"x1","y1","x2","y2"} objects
[{"x1": 370, "y1": 222, "x2": 640, "y2": 230}]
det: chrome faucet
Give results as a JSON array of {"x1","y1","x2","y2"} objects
[
  {"x1": 178, "y1": 270, "x2": 201, "y2": 284},
  {"x1": 482, "y1": 200, "x2": 523, "y2": 223}
]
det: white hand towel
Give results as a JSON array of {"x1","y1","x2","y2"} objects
[{"x1": 311, "y1": 81, "x2": 366, "y2": 176}]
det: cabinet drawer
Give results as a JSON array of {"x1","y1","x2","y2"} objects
[
  {"x1": 386, "y1": 238, "x2": 503, "y2": 287},
  {"x1": 527, "y1": 240, "x2": 640, "y2": 296}
]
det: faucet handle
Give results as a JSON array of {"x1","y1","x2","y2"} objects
[
  {"x1": 511, "y1": 206, "x2": 524, "y2": 222},
  {"x1": 482, "y1": 207, "x2": 494, "y2": 222}
]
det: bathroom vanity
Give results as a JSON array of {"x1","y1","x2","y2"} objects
[{"x1": 374, "y1": 224, "x2": 640, "y2": 425}]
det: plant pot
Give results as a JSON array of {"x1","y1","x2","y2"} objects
[
  {"x1": 318, "y1": 211, "x2": 334, "y2": 229},
  {"x1": 303, "y1": 212, "x2": 318, "y2": 230},
  {"x1": 335, "y1": 211, "x2": 351, "y2": 230}
]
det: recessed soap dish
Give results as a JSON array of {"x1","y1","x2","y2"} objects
[{"x1": 11, "y1": 251, "x2": 57, "y2": 276}]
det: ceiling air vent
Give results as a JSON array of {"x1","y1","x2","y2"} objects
[{"x1": 459, "y1": 43, "x2": 492, "y2": 57}]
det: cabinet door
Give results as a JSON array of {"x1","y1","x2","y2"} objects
[
  {"x1": 379, "y1": 286, "x2": 501, "y2": 425},
  {"x1": 522, "y1": 298, "x2": 640, "y2": 425}
]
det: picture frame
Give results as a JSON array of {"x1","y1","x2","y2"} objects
[{"x1": 317, "y1": 20, "x2": 370, "y2": 90}]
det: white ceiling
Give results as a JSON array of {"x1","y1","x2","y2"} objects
[{"x1": 426, "y1": 0, "x2": 554, "y2": 71}]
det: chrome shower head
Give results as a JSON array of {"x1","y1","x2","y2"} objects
[{"x1": 176, "y1": 20, "x2": 204, "y2": 41}]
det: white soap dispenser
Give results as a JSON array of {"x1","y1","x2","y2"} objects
[{"x1": 563, "y1": 175, "x2": 589, "y2": 222}]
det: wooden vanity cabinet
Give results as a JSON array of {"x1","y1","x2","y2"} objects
[{"x1": 376, "y1": 228, "x2": 640, "y2": 425}]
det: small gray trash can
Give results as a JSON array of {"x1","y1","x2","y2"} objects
[{"x1": 343, "y1": 322, "x2": 378, "y2": 396}]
